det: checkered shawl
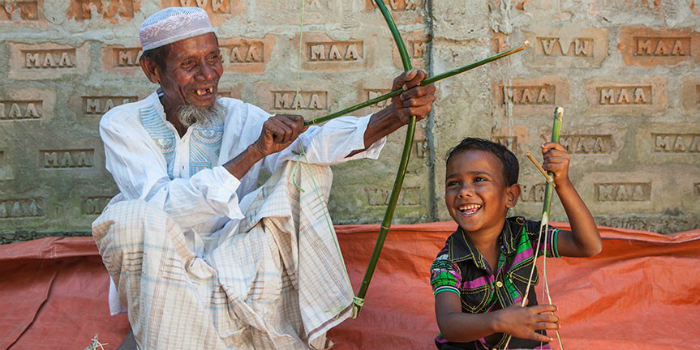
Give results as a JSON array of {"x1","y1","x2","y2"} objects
[{"x1": 92, "y1": 162, "x2": 354, "y2": 349}]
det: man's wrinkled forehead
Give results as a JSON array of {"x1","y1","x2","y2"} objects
[{"x1": 139, "y1": 7, "x2": 214, "y2": 51}]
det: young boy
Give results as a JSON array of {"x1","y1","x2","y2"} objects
[{"x1": 430, "y1": 138, "x2": 602, "y2": 349}]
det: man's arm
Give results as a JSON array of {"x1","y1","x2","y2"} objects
[
  {"x1": 100, "y1": 110, "x2": 245, "y2": 229},
  {"x1": 241, "y1": 69, "x2": 436, "y2": 172}
]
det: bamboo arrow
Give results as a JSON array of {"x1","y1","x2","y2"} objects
[{"x1": 305, "y1": 42, "x2": 529, "y2": 126}]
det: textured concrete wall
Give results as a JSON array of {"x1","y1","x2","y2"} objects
[{"x1": 0, "y1": 0, "x2": 698, "y2": 241}]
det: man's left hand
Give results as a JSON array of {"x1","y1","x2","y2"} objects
[{"x1": 390, "y1": 69, "x2": 436, "y2": 125}]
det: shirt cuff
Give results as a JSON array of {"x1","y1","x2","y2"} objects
[
  {"x1": 434, "y1": 286, "x2": 460, "y2": 297},
  {"x1": 550, "y1": 228, "x2": 561, "y2": 258},
  {"x1": 343, "y1": 113, "x2": 387, "y2": 161},
  {"x1": 210, "y1": 166, "x2": 244, "y2": 220}
]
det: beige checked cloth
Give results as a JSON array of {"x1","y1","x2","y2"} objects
[{"x1": 92, "y1": 162, "x2": 354, "y2": 349}]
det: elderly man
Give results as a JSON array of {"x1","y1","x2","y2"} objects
[{"x1": 92, "y1": 7, "x2": 435, "y2": 350}]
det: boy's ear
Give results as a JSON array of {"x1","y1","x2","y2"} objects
[
  {"x1": 505, "y1": 184, "x2": 521, "y2": 208},
  {"x1": 140, "y1": 57, "x2": 161, "y2": 85}
]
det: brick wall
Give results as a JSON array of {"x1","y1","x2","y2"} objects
[{"x1": 0, "y1": 0, "x2": 698, "y2": 241}]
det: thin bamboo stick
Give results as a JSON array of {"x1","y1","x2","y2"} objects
[
  {"x1": 304, "y1": 42, "x2": 529, "y2": 126},
  {"x1": 526, "y1": 151, "x2": 555, "y2": 187}
]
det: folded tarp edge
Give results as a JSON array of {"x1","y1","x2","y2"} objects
[{"x1": 0, "y1": 237, "x2": 100, "y2": 261}]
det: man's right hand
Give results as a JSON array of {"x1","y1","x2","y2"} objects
[
  {"x1": 252, "y1": 114, "x2": 308, "y2": 157},
  {"x1": 224, "y1": 114, "x2": 307, "y2": 180}
]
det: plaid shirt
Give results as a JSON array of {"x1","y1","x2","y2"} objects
[{"x1": 430, "y1": 217, "x2": 560, "y2": 350}]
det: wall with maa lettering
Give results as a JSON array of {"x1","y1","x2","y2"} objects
[{"x1": 0, "y1": 0, "x2": 698, "y2": 241}]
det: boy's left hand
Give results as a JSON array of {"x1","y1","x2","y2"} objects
[{"x1": 541, "y1": 142, "x2": 571, "y2": 187}]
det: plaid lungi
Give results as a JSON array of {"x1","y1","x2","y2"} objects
[{"x1": 92, "y1": 162, "x2": 354, "y2": 349}]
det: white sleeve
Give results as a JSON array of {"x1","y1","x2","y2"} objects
[
  {"x1": 261, "y1": 114, "x2": 387, "y2": 174},
  {"x1": 100, "y1": 111, "x2": 244, "y2": 230}
]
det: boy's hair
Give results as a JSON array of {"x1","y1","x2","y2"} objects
[{"x1": 445, "y1": 137, "x2": 520, "y2": 186}]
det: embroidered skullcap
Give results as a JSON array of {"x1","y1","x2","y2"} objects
[{"x1": 139, "y1": 7, "x2": 214, "y2": 51}]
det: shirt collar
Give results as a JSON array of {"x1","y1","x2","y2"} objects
[
  {"x1": 449, "y1": 217, "x2": 526, "y2": 269},
  {"x1": 147, "y1": 90, "x2": 166, "y2": 120}
]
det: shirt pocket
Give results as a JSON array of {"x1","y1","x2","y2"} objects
[
  {"x1": 459, "y1": 283, "x2": 494, "y2": 314},
  {"x1": 506, "y1": 257, "x2": 539, "y2": 298}
]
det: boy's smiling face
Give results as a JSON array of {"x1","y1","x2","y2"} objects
[{"x1": 445, "y1": 149, "x2": 520, "y2": 235}]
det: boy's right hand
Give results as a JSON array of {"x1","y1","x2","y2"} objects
[{"x1": 492, "y1": 303, "x2": 559, "y2": 342}]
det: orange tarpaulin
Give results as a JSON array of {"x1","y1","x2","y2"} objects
[{"x1": 1, "y1": 223, "x2": 699, "y2": 350}]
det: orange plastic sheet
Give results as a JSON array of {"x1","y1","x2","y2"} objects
[{"x1": 1, "y1": 223, "x2": 698, "y2": 350}]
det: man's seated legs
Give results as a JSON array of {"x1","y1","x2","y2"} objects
[
  {"x1": 92, "y1": 200, "x2": 227, "y2": 349},
  {"x1": 207, "y1": 161, "x2": 354, "y2": 349},
  {"x1": 92, "y1": 161, "x2": 352, "y2": 350}
]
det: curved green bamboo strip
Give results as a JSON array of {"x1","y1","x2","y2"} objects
[
  {"x1": 304, "y1": 42, "x2": 529, "y2": 126},
  {"x1": 542, "y1": 107, "x2": 563, "y2": 214},
  {"x1": 351, "y1": 0, "x2": 414, "y2": 319},
  {"x1": 503, "y1": 107, "x2": 564, "y2": 350}
]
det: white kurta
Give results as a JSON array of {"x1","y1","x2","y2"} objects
[{"x1": 100, "y1": 91, "x2": 386, "y2": 315}]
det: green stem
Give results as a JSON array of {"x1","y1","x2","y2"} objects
[
  {"x1": 352, "y1": 0, "x2": 413, "y2": 319},
  {"x1": 542, "y1": 107, "x2": 563, "y2": 215},
  {"x1": 304, "y1": 42, "x2": 529, "y2": 126},
  {"x1": 421, "y1": 42, "x2": 529, "y2": 86}
]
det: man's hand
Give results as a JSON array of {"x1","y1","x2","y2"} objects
[
  {"x1": 541, "y1": 142, "x2": 571, "y2": 187},
  {"x1": 253, "y1": 114, "x2": 308, "y2": 157},
  {"x1": 354, "y1": 69, "x2": 436, "y2": 154},
  {"x1": 492, "y1": 303, "x2": 559, "y2": 342},
  {"x1": 390, "y1": 69, "x2": 436, "y2": 125},
  {"x1": 226, "y1": 114, "x2": 306, "y2": 179}
]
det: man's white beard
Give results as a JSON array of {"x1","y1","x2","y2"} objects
[{"x1": 178, "y1": 99, "x2": 226, "y2": 127}]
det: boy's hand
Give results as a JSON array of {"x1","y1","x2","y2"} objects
[
  {"x1": 493, "y1": 303, "x2": 559, "y2": 342},
  {"x1": 541, "y1": 142, "x2": 571, "y2": 187}
]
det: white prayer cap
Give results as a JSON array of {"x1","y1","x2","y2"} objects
[{"x1": 140, "y1": 7, "x2": 215, "y2": 51}]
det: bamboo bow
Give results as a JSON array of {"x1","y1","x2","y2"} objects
[{"x1": 296, "y1": 0, "x2": 530, "y2": 318}]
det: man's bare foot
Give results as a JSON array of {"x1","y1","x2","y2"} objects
[{"x1": 116, "y1": 329, "x2": 137, "y2": 350}]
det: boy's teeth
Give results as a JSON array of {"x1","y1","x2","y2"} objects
[{"x1": 459, "y1": 204, "x2": 481, "y2": 213}]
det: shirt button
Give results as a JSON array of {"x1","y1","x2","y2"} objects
[{"x1": 496, "y1": 281, "x2": 503, "y2": 288}]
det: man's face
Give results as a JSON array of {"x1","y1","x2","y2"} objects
[{"x1": 158, "y1": 32, "x2": 223, "y2": 111}]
